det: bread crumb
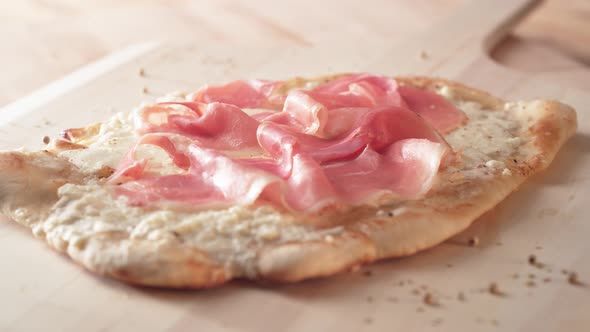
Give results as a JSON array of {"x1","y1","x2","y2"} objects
[
  {"x1": 423, "y1": 293, "x2": 440, "y2": 307},
  {"x1": 366, "y1": 295, "x2": 374, "y2": 303},
  {"x1": 142, "y1": 87, "x2": 149, "y2": 94},
  {"x1": 364, "y1": 317, "x2": 373, "y2": 324},
  {"x1": 362, "y1": 270, "x2": 373, "y2": 277},
  {"x1": 457, "y1": 292, "x2": 466, "y2": 302},
  {"x1": 528, "y1": 255, "x2": 537, "y2": 265},
  {"x1": 42, "y1": 136, "x2": 50, "y2": 144},
  {"x1": 139, "y1": 68, "x2": 145, "y2": 77},
  {"x1": 468, "y1": 237, "x2": 479, "y2": 247},
  {"x1": 419, "y1": 50, "x2": 429, "y2": 60},
  {"x1": 502, "y1": 168, "x2": 512, "y2": 176},
  {"x1": 488, "y1": 282, "x2": 505, "y2": 296},
  {"x1": 526, "y1": 280, "x2": 536, "y2": 287},
  {"x1": 324, "y1": 235, "x2": 334, "y2": 243},
  {"x1": 528, "y1": 254, "x2": 545, "y2": 268},
  {"x1": 543, "y1": 277, "x2": 551, "y2": 283},
  {"x1": 412, "y1": 289, "x2": 421, "y2": 296},
  {"x1": 568, "y1": 272, "x2": 585, "y2": 286}
]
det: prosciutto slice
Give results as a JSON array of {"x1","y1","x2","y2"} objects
[
  {"x1": 190, "y1": 79, "x2": 284, "y2": 109},
  {"x1": 398, "y1": 85, "x2": 468, "y2": 133},
  {"x1": 138, "y1": 102, "x2": 262, "y2": 151},
  {"x1": 114, "y1": 73, "x2": 466, "y2": 214}
]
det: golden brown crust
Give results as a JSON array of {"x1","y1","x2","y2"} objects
[{"x1": 0, "y1": 74, "x2": 578, "y2": 288}]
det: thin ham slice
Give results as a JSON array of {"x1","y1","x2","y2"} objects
[
  {"x1": 398, "y1": 85, "x2": 468, "y2": 134},
  {"x1": 112, "y1": 74, "x2": 467, "y2": 214},
  {"x1": 138, "y1": 102, "x2": 262, "y2": 151},
  {"x1": 262, "y1": 90, "x2": 328, "y2": 136},
  {"x1": 309, "y1": 73, "x2": 405, "y2": 109},
  {"x1": 191, "y1": 79, "x2": 284, "y2": 109}
]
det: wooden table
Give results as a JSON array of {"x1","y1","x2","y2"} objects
[
  {"x1": 0, "y1": 0, "x2": 588, "y2": 107},
  {"x1": 1, "y1": 1, "x2": 590, "y2": 332}
]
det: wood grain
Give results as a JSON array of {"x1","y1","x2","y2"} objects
[{"x1": 0, "y1": 0, "x2": 588, "y2": 106}]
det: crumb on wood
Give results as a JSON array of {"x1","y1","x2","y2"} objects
[
  {"x1": 364, "y1": 317, "x2": 373, "y2": 324},
  {"x1": 412, "y1": 289, "x2": 421, "y2": 296},
  {"x1": 419, "y1": 50, "x2": 429, "y2": 60},
  {"x1": 138, "y1": 68, "x2": 145, "y2": 77},
  {"x1": 488, "y1": 282, "x2": 505, "y2": 297},
  {"x1": 543, "y1": 277, "x2": 551, "y2": 283},
  {"x1": 568, "y1": 272, "x2": 585, "y2": 286},
  {"x1": 457, "y1": 292, "x2": 466, "y2": 302},
  {"x1": 366, "y1": 295, "x2": 374, "y2": 303},
  {"x1": 446, "y1": 263, "x2": 453, "y2": 268},
  {"x1": 468, "y1": 236, "x2": 480, "y2": 247},
  {"x1": 362, "y1": 270, "x2": 373, "y2": 277},
  {"x1": 526, "y1": 280, "x2": 536, "y2": 287},
  {"x1": 528, "y1": 254, "x2": 538, "y2": 265},
  {"x1": 528, "y1": 254, "x2": 545, "y2": 268},
  {"x1": 423, "y1": 293, "x2": 440, "y2": 307}
]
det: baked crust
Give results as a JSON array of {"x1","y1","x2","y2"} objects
[{"x1": 0, "y1": 75, "x2": 577, "y2": 287}]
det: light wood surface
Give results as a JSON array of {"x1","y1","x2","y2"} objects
[
  {"x1": 1, "y1": 0, "x2": 589, "y2": 106},
  {"x1": 1, "y1": 0, "x2": 590, "y2": 331}
]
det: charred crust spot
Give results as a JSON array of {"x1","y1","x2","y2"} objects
[
  {"x1": 61, "y1": 123, "x2": 101, "y2": 142},
  {"x1": 96, "y1": 166, "x2": 115, "y2": 179},
  {"x1": 53, "y1": 139, "x2": 88, "y2": 151}
]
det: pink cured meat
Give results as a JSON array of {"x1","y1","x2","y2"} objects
[{"x1": 113, "y1": 74, "x2": 466, "y2": 214}]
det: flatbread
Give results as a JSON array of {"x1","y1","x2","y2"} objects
[{"x1": 0, "y1": 76, "x2": 577, "y2": 288}]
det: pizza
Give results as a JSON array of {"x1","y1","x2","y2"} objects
[{"x1": 0, "y1": 73, "x2": 576, "y2": 288}]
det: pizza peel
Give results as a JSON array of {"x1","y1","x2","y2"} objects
[{"x1": 1, "y1": 0, "x2": 589, "y2": 331}]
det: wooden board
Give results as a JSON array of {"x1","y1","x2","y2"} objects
[{"x1": 1, "y1": 0, "x2": 589, "y2": 331}]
